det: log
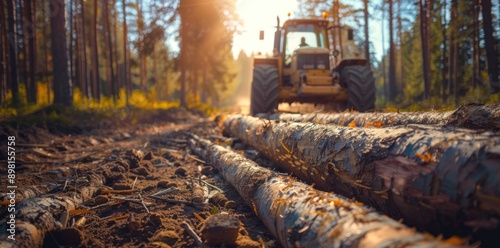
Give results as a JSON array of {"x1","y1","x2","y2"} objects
[
  {"x1": 0, "y1": 152, "x2": 140, "y2": 247},
  {"x1": 222, "y1": 115, "x2": 500, "y2": 237},
  {"x1": 269, "y1": 103, "x2": 500, "y2": 130},
  {"x1": 188, "y1": 136, "x2": 463, "y2": 247}
]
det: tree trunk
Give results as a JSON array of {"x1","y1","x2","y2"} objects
[
  {"x1": 396, "y1": 0, "x2": 403, "y2": 95},
  {"x1": 269, "y1": 103, "x2": 500, "y2": 130},
  {"x1": 112, "y1": 1, "x2": 119, "y2": 93},
  {"x1": 0, "y1": 0, "x2": 7, "y2": 103},
  {"x1": 441, "y1": 0, "x2": 448, "y2": 101},
  {"x1": 19, "y1": 0, "x2": 28, "y2": 96},
  {"x1": 388, "y1": 0, "x2": 396, "y2": 101},
  {"x1": 481, "y1": 0, "x2": 499, "y2": 91},
  {"x1": 193, "y1": 69, "x2": 199, "y2": 99},
  {"x1": 188, "y1": 137, "x2": 458, "y2": 247},
  {"x1": 472, "y1": 0, "x2": 480, "y2": 89},
  {"x1": 50, "y1": 0, "x2": 72, "y2": 105},
  {"x1": 363, "y1": 0, "x2": 370, "y2": 64},
  {"x1": 43, "y1": 1, "x2": 50, "y2": 103},
  {"x1": 179, "y1": 0, "x2": 187, "y2": 108},
  {"x1": 222, "y1": 113, "x2": 500, "y2": 235},
  {"x1": 26, "y1": 0, "x2": 37, "y2": 104},
  {"x1": 7, "y1": 0, "x2": 20, "y2": 106},
  {"x1": 448, "y1": 0, "x2": 458, "y2": 105},
  {"x1": 136, "y1": 0, "x2": 145, "y2": 91},
  {"x1": 82, "y1": 0, "x2": 89, "y2": 99},
  {"x1": 180, "y1": 68, "x2": 187, "y2": 107},
  {"x1": 76, "y1": 0, "x2": 87, "y2": 99},
  {"x1": 103, "y1": 0, "x2": 116, "y2": 102},
  {"x1": 419, "y1": 0, "x2": 432, "y2": 100},
  {"x1": 152, "y1": 43, "x2": 157, "y2": 89},
  {"x1": 201, "y1": 66, "x2": 207, "y2": 103},
  {"x1": 122, "y1": 0, "x2": 130, "y2": 104},
  {"x1": 68, "y1": 0, "x2": 74, "y2": 94},
  {"x1": 91, "y1": 0, "x2": 100, "y2": 100},
  {"x1": 381, "y1": 1, "x2": 388, "y2": 102}
]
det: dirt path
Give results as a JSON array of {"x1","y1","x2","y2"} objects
[{"x1": 0, "y1": 110, "x2": 276, "y2": 247}]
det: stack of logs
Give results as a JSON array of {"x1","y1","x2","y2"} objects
[{"x1": 213, "y1": 103, "x2": 500, "y2": 247}]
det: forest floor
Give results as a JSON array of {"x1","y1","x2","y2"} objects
[
  {"x1": 0, "y1": 107, "x2": 277, "y2": 248},
  {"x1": 1, "y1": 104, "x2": 500, "y2": 247}
]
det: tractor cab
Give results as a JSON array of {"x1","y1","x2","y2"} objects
[{"x1": 280, "y1": 19, "x2": 330, "y2": 69}]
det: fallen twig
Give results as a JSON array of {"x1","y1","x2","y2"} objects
[
  {"x1": 138, "y1": 194, "x2": 150, "y2": 213},
  {"x1": 100, "y1": 213, "x2": 129, "y2": 221},
  {"x1": 109, "y1": 196, "x2": 153, "y2": 207},
  {"x1": 181, "y1": 221, "x2": 203, "y2": 246},
  {"x1": 151, "y1": 187, "x2": 180, "y2": 197},
  {"x1": 187, "y1": 154, "x2": 206, "y2": 164},
  {"x1": 200, "y1": 180, "x2": 223, "y2": 193},
  {"x1": 147, "y1": 195, "x2": 206, "y2": 207}
]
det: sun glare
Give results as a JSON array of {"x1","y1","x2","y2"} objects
[{"x1": 233, "y1": 0, "x2": 298, "y2": 57}]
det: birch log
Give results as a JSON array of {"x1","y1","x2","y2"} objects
[
  {"x1": 0, "y1": 152, "x2": 140, "y2": 247},
  {"x1": 222, "y1": 115, "x2": 500, "y2": 235},
  {"x1": 188, "y1": 137, "x2": 462, "y2": 247},
  {"x1": 269, "y1": 103, "x2": 500, "y2": 130}
]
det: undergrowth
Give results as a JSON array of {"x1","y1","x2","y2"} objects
[{"x1": 1, "y1": 83, "x2": 217, "y2": 128}]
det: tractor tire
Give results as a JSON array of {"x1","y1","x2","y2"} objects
[
  {"x1": 250, "y1": 64, "x2": 279, "y2": 115},
  {"x1": 340, "y1": 65, "x2": 376, "y2": 112}
]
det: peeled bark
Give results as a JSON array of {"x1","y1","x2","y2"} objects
[
  {"x1": 188, "y1": 137, "x2": 460, "y2": 247},
  {"x1": 222, "y1": 114, "x2": 500, "y2": 235},
  {"x1": 269, "y1": 103, "x2": 500, "y2": 130}
]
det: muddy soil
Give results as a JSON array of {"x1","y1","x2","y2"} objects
[{"x1": 0, "y1": 109, "x2": 277, "y2": 247}]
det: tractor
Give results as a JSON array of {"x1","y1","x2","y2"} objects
[{"x1": 250, "y1": 16, "x2": 375, "y2": 115}]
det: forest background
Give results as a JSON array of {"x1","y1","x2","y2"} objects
[{"x1": 0, "y1": 0, "x2": 499, "y2": 117}]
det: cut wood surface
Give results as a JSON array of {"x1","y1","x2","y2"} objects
[
  {"x1": 269, "y1": 103, "x2": 500, "y2": 130},
  {"x1": 0, "y1": 152, "x2": 140, "y2": 248},
  {"x1": 222, "y1": 114, "x2": 500, "y2": 236},
  {"x1": 188, "y1": 136, "x2": 463, "y2": 247}
]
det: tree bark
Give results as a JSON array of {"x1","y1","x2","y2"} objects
[
  {"x1": 268, "y1": 103, "x2": 500, "y2": 130},
  {"x1": 50, "y1": 0, "x2": 72, "y2": 106},
  {"x1": 188, "y1": 137, "x2": 458, "y2": 247},
  {"x1": 481, "y1": 0, "x2": 499, "y2": 91},
  {"x1": 222, "y1": 114, "x2": 500, "y2": 234}
]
